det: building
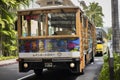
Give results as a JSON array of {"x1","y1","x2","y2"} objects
[{"x1": 36, "y1": 0, "x2": 74, "y2": 7}]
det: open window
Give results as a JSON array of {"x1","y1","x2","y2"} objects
[
  {"x1": 21, "y1": 14, "x2": 46, "y2": 37},
  {"x1": 20, "y1": 11, "x2": 76, "y2": 37},
  {"x1": 48, "y1": 13, "x2": 76, "y2": 35}
]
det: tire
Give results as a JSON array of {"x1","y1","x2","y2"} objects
[
  {"x1": 34, "y1": 69, "x2": 43, "y2": 76},
  {"x1": 74, "y1": 63, "x2": 84, "y2": 75},
  {"x1": 90, "y1": 53, "x2": 94, "y2": 63},
  {"x1": 100, "y1": 52, "x2": 103, "y2": 56},
  {"x1": 80, "y1": 69, "x2": 84, "y2": 75},
  {"x1": 71, "y1": 63, "x2": 81, "y2": 75}
]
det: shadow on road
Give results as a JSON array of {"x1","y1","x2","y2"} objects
[{"x1": 22, "y1": 69, "x2": 80, "y2": 80}]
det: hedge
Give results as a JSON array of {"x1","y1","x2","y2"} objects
[{"x1": 99, "y1": 53, "x2": 120, "y2": 80}]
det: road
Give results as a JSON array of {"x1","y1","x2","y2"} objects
[
  {"x1": 0, "y1": 57, "x2": 103, "y2": 80},
  {"x1": 0, "y1": 63, "x2": 33, "y2": 80}
]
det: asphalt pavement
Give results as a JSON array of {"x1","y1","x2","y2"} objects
[
  {"x1": 0, "y1": 57, "x2": 103, "y2": 80},
  {"x1": 75, "y1": 57, "x2": 103, "y2": 80}
]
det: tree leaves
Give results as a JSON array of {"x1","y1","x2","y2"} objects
[
  {"x1": 81, "y1": 2, "x2": 104, "y2": 27},
  {"x1": 0, "y1": 0, "x2": 30, "y2": 56},
  {"x1": 99, "y1": 54, "x2": 120, "y2": 80},
  {"x1": 0, "y1": 18, "x2": 5, "y2": 29}
]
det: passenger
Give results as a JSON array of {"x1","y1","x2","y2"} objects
[{"x1": 53, "y1": 32, "x2": 57, "y2": 35}]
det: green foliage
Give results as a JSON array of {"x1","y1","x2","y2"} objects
[
  {"x1": 0, "y1": 56, "x2": 17, "y2": 61},
  {"x1": 0, "y1": 9, "x2": 17, "y2": 56},
  {"x1": 99, "y1": 53, "x2": 120, "y2": 80},
  {"x1": 107, "y1": 27, "x2": 112, "y2": 40},
  {"x1": 114, "y1": 54, "x2": 120, "y2": 80},
  {"x1": 80, "y1": 2, "x2": 104, "y2": 27},
  {"x1": 0, "y1": 0, "x2": 30, "y2": 56},
  {"x1": 98, "y1": 54, "x2": 110, "y2": 80},
  {"x1": 0, "y1": 18, "x2": 5, "y2": 30}
]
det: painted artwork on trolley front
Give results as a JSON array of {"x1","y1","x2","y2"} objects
[{"x1": 19, "y1": 38, "x2": 80, "y2": 53}]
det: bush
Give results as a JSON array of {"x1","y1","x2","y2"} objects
[
  {"x1": 0, "y1": 56, "x2": 17, "y2": 61},
  {"x1": 98, "y1": 53, "x2": 120, "y2": 80}
]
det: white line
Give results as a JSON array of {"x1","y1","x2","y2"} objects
[
  {"x1": 17, "y1": 69, "x2": 47, "y2": 80},
  {"x1": 95, "y1": 58, "x2": 99, "y2": 61},
  {"x1": 17, "y1": 73, "x2": 35, "y2": 80}
]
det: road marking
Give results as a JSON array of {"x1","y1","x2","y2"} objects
[
  {"x1": 17, "y1": 69, "x2": 47, "y2": 80},
  {"x1": 17, "y1": 73, "x2": 35, "y2": 80},
  {"x1": 95, "y1": 58, "x2": 99, "y2": 61}
]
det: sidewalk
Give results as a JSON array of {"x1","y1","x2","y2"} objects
[{"x1": 0, "y1": 59, "x2": 17, "y2": 66}]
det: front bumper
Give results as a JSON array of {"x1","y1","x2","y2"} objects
[{"x1": 19, "y1": 58, "x2": 80, "y2": 73}]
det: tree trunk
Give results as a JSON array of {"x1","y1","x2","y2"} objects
[{"x1": 111, "y1": 0, "x2": 120, "y2": 53}]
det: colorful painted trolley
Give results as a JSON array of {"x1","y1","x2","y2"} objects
[{"x1": 17, "y1": 6, "x2": 96, "y2": 75}]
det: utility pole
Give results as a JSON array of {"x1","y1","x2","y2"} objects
[{"x1": 111, "y1": 0, "x2": 120, "y2": 53}]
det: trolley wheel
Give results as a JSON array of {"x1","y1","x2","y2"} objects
[
  {"x1": 80, "y1": 69, "x2": 84, "y2": 75},
  {"x1": 34, "y1": 69, "x2": 43, "y2": 76},
  {"x1": 90, "y1": 53, "x2": 94, "y2": 63}
]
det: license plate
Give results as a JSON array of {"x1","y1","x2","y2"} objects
[{"x1": 45, "y1": 63, "x2": 52, "y2": 67}]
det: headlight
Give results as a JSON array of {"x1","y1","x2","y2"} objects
[
  {"x1": 70, "y1": 63, "x2": 75, "y2": 68},
  {"x1": 24, "y1": 63, "x2": 28, "y2": 68}
]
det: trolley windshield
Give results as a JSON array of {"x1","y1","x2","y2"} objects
[{"x1": 21, "y1": 12, "x2": 76, "y2": 37}]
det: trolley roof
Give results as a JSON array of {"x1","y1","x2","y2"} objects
[{"x1": 18, "y1": 6, "x2": 82, "y2": 12}]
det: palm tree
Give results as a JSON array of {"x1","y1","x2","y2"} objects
[
  {"x1": 80, "y1": 2, "x2": 104, "y2": 27},
  {"x1": 0, "y1": 0, "x2": 30, "y2": 56}
]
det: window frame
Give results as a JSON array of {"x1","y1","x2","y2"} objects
[{"x1": 17, "y1": 8, "x2": 80, "y2": 39}]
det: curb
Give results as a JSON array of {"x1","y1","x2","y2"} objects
[{"x1": 0, "y1": 59, "x2": 18, "y2": 67}]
